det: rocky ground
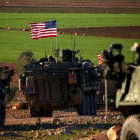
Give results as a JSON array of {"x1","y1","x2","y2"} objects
[{"x1": 1, "y1": 94, "x2": 123, "y2": 140}]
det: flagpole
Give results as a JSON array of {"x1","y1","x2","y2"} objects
[
  {"x1": 73, "y1": 14, "x2": 75, "y2": 62},
  {"x1": 50, "y1": 19, "x2": 53, "y2": 52},
  {"x1": 56, "y1": 20, "x2": 58, "y2": 63},
  {"x1": 51, "y1": 36, "x2": 53, "y2": 51},
  {"x1": 56, "y1": 20, "x2": 57, "y2": 49},
  {"x1": 105, "y1": 79, "x2": 108, "y2": 117},
  {"x1": 69, "y1": 13, "x2": 73, "y2": 62},
  {"x1": 56, "y1": 36, "x2": 57, "y2": 49}
]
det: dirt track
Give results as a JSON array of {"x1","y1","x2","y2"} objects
[
  {"x1": 58, "y1": 26, "x2": 140, "y2": 39},
  {"x1": 1, "y1": 26, "x2": 140, "y2": 39},
  {"x1": 0, "y1": 0, "x2": 140, "y2": 13},
  {"x1": 1, "y1": 0, "x2": 140, "y2": 8}
]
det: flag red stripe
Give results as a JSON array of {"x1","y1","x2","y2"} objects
[
  {"x1": 31, "y1": 35, "x2": 57, "y2": 39},
  {"x1": 31, "y1": 30, "x2": 57, "y2": 34},
  {"x1": 98, "y1": 53, "x2": 103, "y2": 61},
  {"x1": 29, "y1": 21, "x2": 57, "y2": 39}
]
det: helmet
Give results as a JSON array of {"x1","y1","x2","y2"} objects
[
  {"x1": 48, "y1": 55, "x2": 55, "y2": 63},
  {"x1": 48, "y1": 55, "x2": 53, "y2": 59}
]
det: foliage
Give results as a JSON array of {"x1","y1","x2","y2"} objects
[
  {"x1": 5, "y1": 83, "x2": 18, "y2": 102},
  {"x1": 16, "y1": 50, "x2": 35, "y2": 71}
]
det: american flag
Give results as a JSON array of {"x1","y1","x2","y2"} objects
[
  {"x1": 98, "y1": 47, "x2": 112, "y2": 65},
  {"x1": 98, "y1": 53, "x2": 103, "y2": 62},
  {"x1": 29, "y1": 20, "x2": 57, "y2": 39}
]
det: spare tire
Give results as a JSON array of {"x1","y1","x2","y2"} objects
[{"x1": 121, "y1": 115, "x2": 140, "y2": 140}]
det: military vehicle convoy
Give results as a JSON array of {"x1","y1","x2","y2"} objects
[
  {"x1": 19, "y1": 49, "x2": 100, "y2": 117},
  {"x1": 101, "y1": 43, "x2": 140, "y2": 140},
  {"x1": 0, "y1": 66, "x2": 14, "y2": 126}
]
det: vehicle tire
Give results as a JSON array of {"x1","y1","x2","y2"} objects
[
  {"x1": 29, "y1": 107, "x2": 42, "y2": 117},
  {"x1": 121, "y1": 115, "x2": 140, "y2": 140},
  {"x1": 0, "y1": 100, "x2": 5, "y2": 126},
  {"x1": 46, "y1": 110, "x2": 53, "y2": 117},
  {"x1": 90, "y1": 94, "x2": 94, "y2": 115},
  {"x1": 42, "y1": 109, "x2": 53, "y2": 117},
  {"x1": 77, "y1": 93, "x2": 86, "y2": 116},
  {"x1": 29, "y1": 107, "x2": 37, "y2": 117},
  {"x1": 86, "y1": 94, "x2": 90, "y2": 115},
  {"x1": 93, "y1": 93, "x2": 97, "y2": 115}
]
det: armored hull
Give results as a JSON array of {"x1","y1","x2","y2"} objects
[{"x1": 19, "y1": 49, "x2": 100, "y2": 117}]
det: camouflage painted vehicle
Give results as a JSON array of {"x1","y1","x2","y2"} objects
[
  {"x1": 101, "y1": 43, "x2": 140, "y2": 140},
  {"x1": 19, "y1": 49, "x2": 100, "y2": 117},
  {"x1": 0, "y1": 66, "x2": 14, "y2": 126}
]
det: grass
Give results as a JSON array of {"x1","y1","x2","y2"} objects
[
  {"x1": 0, "y1": 13, "x2": 140, "y2": 28},
  {"x1": 2, "y1": 120, "x2": 121, "y2": 140},
  {"x1": 0, "y1": 29, "x2": 139, "y2": 65},
  {"x1": 1, "y1": 127, "x2": 100, "y2": 140}
]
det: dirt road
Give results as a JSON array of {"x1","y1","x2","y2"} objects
[{"x1": 0, "y1": 0, "x2": 140, "y2": 13}]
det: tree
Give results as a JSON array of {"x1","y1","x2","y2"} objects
[{"x1": 16, "y1": 50, "x2": 35, "y2": 71}]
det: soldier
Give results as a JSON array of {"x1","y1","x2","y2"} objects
[{"x1": 48, "y1": 55, "x2": 55, "y2": 63}]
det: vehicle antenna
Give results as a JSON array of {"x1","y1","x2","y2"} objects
[
  {"x1": 50, "y1": 19, "x2": 53, "y2": 52},
  {"x1": 69, "y1": 13, "x2": 73, "y2": 62},
  {"x1": 73, "y1": 14, "x2": 76, "y2": 62},
  {"x1": 105, "y1": 79, "x2": 108, "y2": 117},
  {"x1": 45, "y1": 51, "x2": 47, "y2": 58}
]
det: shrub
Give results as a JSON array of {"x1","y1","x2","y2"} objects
[{"x1": 16, "y1": 50, "x2": 35, "y2": 71}]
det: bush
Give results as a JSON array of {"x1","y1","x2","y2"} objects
[
  {"x1": 16, "y1": 50, "x2": 35, "y2": 71},
  {"x1": 5, "y1": 83, "x2": 18, "y2": 102}
]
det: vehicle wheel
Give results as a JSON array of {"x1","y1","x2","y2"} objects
[
  {"x1": 42, "y1": 109, "x2": 53, "y2": 117},
  {"x1": 90, "y1": 94, "x2": 94, "y2": 115},
  {"x1": 29, "y1": 107, "x2": 42, "y2": 117},
  {"x1": 77, "y1": 93, "x2": 86, "y2": 116},
  {"x1": 121, "y1": 115, "x2": 140, "y2": 140},
  {"x1": 93, "y1": 93, "x2": 97, "y2": 115},
  {"x1": 46, "y1": 110, "x2": 53, "y2": 117},
  {"x1": 86, "y1": 94, "x2": 90, "y2": 115},
  {"x1": 29, "y1": 107, "x2": 37, "y2": 117},
  {"x1": 0, "y1": 100, "x2": 5, "y2": 126}
]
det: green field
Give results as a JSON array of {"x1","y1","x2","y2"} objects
[
  {"x1": 0, "y1": 13, "x2": 140, "y2": 65},
  {"x1": 0, "y1": 29, "x2": 139, "y2": 65},
  {"x1": 0, "y1": 13, "x2": 140, "y2": 28}
]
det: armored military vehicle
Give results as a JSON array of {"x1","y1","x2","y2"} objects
[
  {"x1": 19, "y1": 49, "x2": 100, "y2": 117},
  {"x1": 101, "y1": 43, "x2": 140, "y2": 140},
  {"x1": 0, "y1": 66, "x2": 14, "y2": 126}
]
